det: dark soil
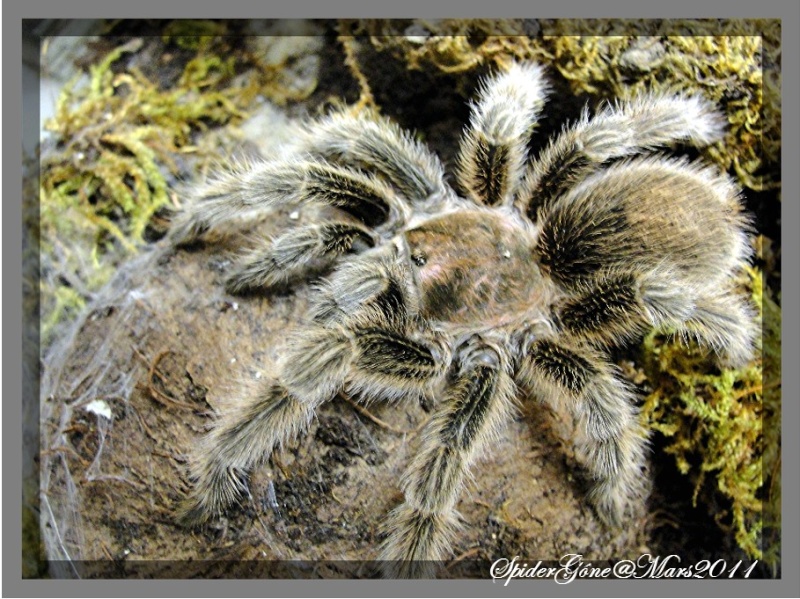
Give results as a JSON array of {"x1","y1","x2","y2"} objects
[
  {"x1": 35, "y1": 23, "x2": 771, "y2": 580},
  {"x1": 39, "y1": 223, "x2": 651, "y2": 578}
]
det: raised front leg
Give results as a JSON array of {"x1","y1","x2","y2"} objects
[{"x1": 455, "y1": 62, "x2": 549, "y2": 207}]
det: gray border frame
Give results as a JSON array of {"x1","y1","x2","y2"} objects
[{"x1": 5, "y1": 1, "x2": 798, "y2": 597}]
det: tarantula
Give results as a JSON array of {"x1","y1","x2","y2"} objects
[{"x1": 170, "y1": 62, "x2": 755, "y2": 577}]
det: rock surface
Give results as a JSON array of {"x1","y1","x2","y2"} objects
[{"x1": 39, "y1": 220, "x2": 649, "y2": 578}]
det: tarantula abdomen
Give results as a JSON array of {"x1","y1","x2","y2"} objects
[{"x1": 172, "y1": 60, "x2": 757, "y2": 577}]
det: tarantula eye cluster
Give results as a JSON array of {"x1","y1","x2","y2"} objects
[{"x1": 170, "y1": 62, "x2": 756, "y2": 577}]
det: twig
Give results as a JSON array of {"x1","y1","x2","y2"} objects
[
  {"x1": 130, "y1": 404, "x2": 156, "y2": 440},
  {"x1": 473, "y1": 499, "x2": 493, "y2": 510},
  {"x1": 338, "y1": 393, "x2": 426, "y2": 435},
  {"x1": 271, "y1": 453, "x2": 290, "y2": 479},
  {"x1": 730, "y1": 379, "x2": 781, "y2": 402},
  {"x1": 42, "y1": 445, "x2": 92, "y2": 469},
  {"x1": 134, "y1": 347, "x2": 198, "y2": 411},
  {"x1": 99, "y1": 540, "x2": 115, "y2": 561},
  {"x1": 446, "y1": 546, "x2": 481, "y2": 571},
  {"x1": 336, "y1": 20, "x2": 376, "y2": 113}
]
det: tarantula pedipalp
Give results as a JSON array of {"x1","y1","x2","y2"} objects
[{"x1": 170, "y1": 62, "x2": 756, "y2": 577}]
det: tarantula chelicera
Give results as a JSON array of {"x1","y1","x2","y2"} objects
[{"x1": 170, "y1": 62, "x2": 755, "y2": 577}]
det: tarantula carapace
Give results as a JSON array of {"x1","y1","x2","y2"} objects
[{"x1": 170, "y1": 62, "x2": 755, "y2": 577}]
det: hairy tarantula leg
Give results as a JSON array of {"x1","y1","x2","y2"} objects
[
  {"x1": 517, "y1": 337, "x2": 649, "y2": 527},
  {"x1": 297, "y1": 111, "x2": 453, "y2": 205},
  {"x1": 554, "y1": 269, "x2": 703, "y2": 349},
  {"x1": 456, "y1": 62, "x2": 549, "y2": 206},
  {"x1": 288, "y1": 304, "x2": 449, "y2": 409},
  {"x1": 168, "y1": 159, "x2": 404, "y2": 245},
  {"x1": 534, "y1": 156, "x2": 751, "y2": 292},
  {"x1": 179, "y1": 324, "x2": 356, "y2": 524},
  {"x1": 177, "y1": 381, "x2": 315, "y2": 524},
  {"x1": 309, "y1": 245, "x2": 421, "y2": 326},
  {"x1": 554, "y1": 272, "x2": 757, "y2": 368},
  {"x1": 346, "y1": 326, "x2": 449, "y2": 404},
  {"x1": 313, "y1": 253, "x2": 448, "y2": 402},
  {"x1": 519, "y1": 92, "x2": 726, "y2": 221},
  {"x1": 380, "y1": 338, "x2": 516, "y2": 578},
  {"x1": 180, "y1": 287, "x2": 448, "y2": 524},
  {"x1": 680, "y1": 292, "x2": 759, "y2": 368},
  {"x1": 224, "y1": 221, "x2": 375, "y2": 294},
  {"x1": 555, "y1": 274, "x2": 653, "y2": 349}
]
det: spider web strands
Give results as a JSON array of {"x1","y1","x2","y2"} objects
[
  {"x1": 168, "y1": 159, "x2": 402, "y2": 245},
  {"x1": 457, "y1": 62, "x2": 549, "y2": 207},
  {"x1": 298, "y1": 111, "x2": 450, "y2": 205},
  {"x1": 518, "y1": 92, "x2": 726, "y2": 221},
  {"x1": 380, "y1": 341, "x2": 516, "y2": 578}
]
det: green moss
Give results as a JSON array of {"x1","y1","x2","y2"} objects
[
  {"x1": 40, "y1": 37, "x2": 239, "y2": 343},
  {"x1": 42, "y1": 38, "x2": 239, "y2": 248},
  {"x1": 161, "y1": 20, "x2": 229, "y2": 50},
  {"x1": 640, "y1": 266, "x2": 780, "y2": 562},
  {"x1": 39, "y1": 29, "x2": 318, "y2": 345},
  {"x1": 357, "y1": 20, "x2": 780, "y2": 193},
  {"x1": 533, "y1": 23, "x2": 780, "y2": 193},
  {"x1": 353, "y1": 19, "x2": 536, "y2": 74}
]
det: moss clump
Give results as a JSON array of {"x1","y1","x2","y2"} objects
[
  {"x1": 352, "y1": 19, "x2": 540, "y2": 74},
  {"x1": 161, "y1": 19, "x2": 229, "y2": 50},
  {"x1": 339, "y1": 19, "x2": 541, "y2": 107},
  {"x1": 534, "y1": 22, "x2": 780, "y2": 193},
  {"x1": 40, "y1": 37, "x2": 244, "y2": 343},
  {"x1": 42, "y1": 37, "x2": 248, "y2": 250},
  {"x1": 640, "y1": 265, "x2": 780, "y2": 562},
  {"x1": 38, "y1": 27, "x2": 323, "y2": 345},
  {"x1": 354, "y1": 19, "x2": 780, "y2": 194}
]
